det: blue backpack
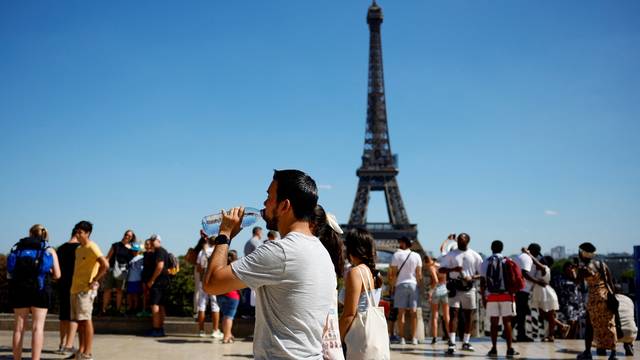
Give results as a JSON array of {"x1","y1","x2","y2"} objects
[{"x1": 7, "y1": 238, "x2": 53, "y2": 291}]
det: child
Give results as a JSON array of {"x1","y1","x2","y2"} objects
[{"x1": 126, "y1": 243, "x2": 144, "y2": 314}]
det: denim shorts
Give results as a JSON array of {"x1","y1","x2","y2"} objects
[
  {"x1": 394, "y1": 283, "x2": 419, "y2": 309},
  {"x1": 217, "y1": 295, "x2": 239, "y2": 319}
]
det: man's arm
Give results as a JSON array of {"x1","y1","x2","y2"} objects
[
  {"x1": 415, "y1": 266, "x2": 423, "y2": 284},
  {"x1": 203, "y1": 207, "x2": 247, "y2": 295},
  {"x1": 147, "y1": 260, "x2": 164, "y2": 288},
  {"x1": 92, "y1": 256, "x2": 109, "y2": 288}
]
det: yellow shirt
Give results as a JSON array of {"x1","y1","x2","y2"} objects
[{"x1": 70, "y1": 241, "x2": 103, "y2": 294}]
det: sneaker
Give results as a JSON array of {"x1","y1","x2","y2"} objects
[
  {"x1": 412, "y1": 338, "x2": 418, "y2": 345},
  {"x1": 506, "y1": 348, "x2": 519, "y2": 358},
  {"x1": 54, "y1": 345, "x2": 65, "y2": 355},
  {"x1": 63, "y1": 351, "x2": 78, "y2": 360},
  {"x1": 447, "y1": 342, "x2": 456, "y2": 355},
  {"x1": 389, "y1": 335, "x2": 401, "y2": 343},
  {"x1": 199, "y1": 330, "x2": 206, "y2": 338},
  {"x1": 400, "y1": 338, "x2": 406, "y2": 345},
  {"x1": 487, "y1": 347, "x2": 498, "y2": 357},
  {"x1": 211, "y1": 330, "x2": 224, "y2": 339},
  {"x1": 61, "y1": 347, "x2": 77, "y2": 357},
  {"x1": 461, "y1": 342, "x2": 475, "y2": 351}
]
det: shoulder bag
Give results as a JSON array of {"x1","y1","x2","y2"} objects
[{"x1": 344, "y1": 267, "x2": 390, "y2": 360}]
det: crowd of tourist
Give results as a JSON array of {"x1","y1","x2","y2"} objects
[{"x1": 5, "y1": 169, "x2": 638, "y2": 360}]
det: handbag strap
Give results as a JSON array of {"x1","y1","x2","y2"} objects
[
  {"x1": 396, "y1": 251, "x2": 413, "y2": 278},
  {"x1": 596, "y1": 260, "x2": 614, "y2": 295},
  {"x1": 356, "y1": 266, "x2": 375, "y2": 309}
]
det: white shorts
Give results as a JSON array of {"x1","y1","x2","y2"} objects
[
  {"x1": 197, "y1": 288, "x2": 219, "y2": 312},
  {"x1": 486, "y1": 301, "x2": 516, "y2": 318},
  {"x1": 449, "y1": 289, "x2": 477, "y2": 310}
]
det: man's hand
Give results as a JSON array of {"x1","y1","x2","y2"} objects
[{"x1": 219, "y1": 207, "x2": 245, "y2": 240}]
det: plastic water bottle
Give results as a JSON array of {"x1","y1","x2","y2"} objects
[{"x1": 201, "y1": 207, "x2": 263, "y2": 236}]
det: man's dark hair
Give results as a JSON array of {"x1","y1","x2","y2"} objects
[
  {"x1": 398, "y1": 236, "x2": 412, "y2": 247},
  {"x1": 73, "y1": 221, "x2": 93, "y2": 234},
  {"x1": 252, "y1": 226, "x2": 262, "y2": 236},
  {"x1": 272, "y1": 169, "x2": 318, "y2": 221},
  {"x1": 528, "y1": 243, "x2": 541, "y2": 255},
  {"x1": 267, "y1": 230, "x2": 278, "y2": 239},
  {"x1": 491, "y1": 240, "x2": 503, "y2": 254}
]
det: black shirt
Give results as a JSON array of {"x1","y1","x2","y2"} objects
[
  {"x1": 109, "y1": 241, "x2": 133, "y2": 267},
  {"x1": 142, "y1": 251, "x2": 155, "y2": 282},
  {"x1": 153, "y1": 247, "x2": 170, "y2": 283},
  {"x1": 57, "y1": 242, "x2": 80, "y2": 289}
]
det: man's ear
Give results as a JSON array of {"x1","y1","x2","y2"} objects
[{"x1": 280, "y1": 199, "x2": 292, "y2": 214}]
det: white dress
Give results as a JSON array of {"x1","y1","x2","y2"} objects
[{"x1": 531, "y1": 265, "x2": 559, "y2": 312}]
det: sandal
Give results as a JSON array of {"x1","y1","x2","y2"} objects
[
  {"x1": 560, "y1": 324, "x2": 571, "y2": 338},
  {"x1": 222, "y1": 338, "x2": 234, "y2": 344}
]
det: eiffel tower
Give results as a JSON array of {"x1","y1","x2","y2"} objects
[{"x1": 342, "y1": 1, "x2": 419, "y2": 252}]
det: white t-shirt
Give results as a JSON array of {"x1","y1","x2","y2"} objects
[
  {"x1": 515, "y1": 253, "x2": 534, "y2": 293},
  {"x1": 441, "y1": 248, "x2": 482, "y2": 282},
  {"x1": 231, "y1": 232, "x2": 336, "y2": 360},
  {"x1": 197, "y1": 247, "x2": 214, "y2": 289},
  {"x1": 391, "y1": 249, "x2": 422, "y2": 286}
]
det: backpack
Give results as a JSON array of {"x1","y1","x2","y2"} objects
[
  {"x1": 485, "y1": 255, "x2": 506, "y2": 293},
  {"x1": 503, "y1": 257, "x2": 525, "y2": 294},
  {"x1": 167, "y1": 252, "x2": 180, "y2": 276},
  {"x1": 7, "y1": 238, "x2": 53, "y2": 291}
]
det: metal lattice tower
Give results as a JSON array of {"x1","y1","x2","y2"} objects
[{"x1": 342, "y1": 1, "x2": 418, "y2": 252}]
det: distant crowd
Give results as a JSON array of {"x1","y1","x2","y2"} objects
[{"x1": 5, "y1": 169, "x2": 638, "y2": 360}]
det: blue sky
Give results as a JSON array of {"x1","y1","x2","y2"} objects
[{"x1": 1, "y1": 0, "x2": 639, "y2": 257}]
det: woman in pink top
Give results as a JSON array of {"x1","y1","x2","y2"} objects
[{"x1": 217, "y1": 250, "x2": 241, "y2": 343}]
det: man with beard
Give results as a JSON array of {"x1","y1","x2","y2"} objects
[{"x1": 203, "y1": 169, "x2": 336, "y2": 360}]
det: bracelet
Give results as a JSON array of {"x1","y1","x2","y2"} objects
[{"x1": 214, "y1": 234, "x2": 230, "y2": 246}]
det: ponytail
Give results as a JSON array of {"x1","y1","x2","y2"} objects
[{"x1": 29, "y1": 224, "x2": 48, "y2": 241}]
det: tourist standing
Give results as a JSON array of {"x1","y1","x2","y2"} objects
[
  {"x1": 9, "y1": 224, "x2": 61, "y2": 360},
  {"x1": 425, "y1": 255, "x2": 449, "y2": 345},
  {"x1": 480, "y1": 240, "x2": 519, "y2": 358},
  {"x1": 552, "y1": 261, "x2": 587, "y2": 339},
  {"x1": 196, "y1": 240, "x2": 222, "y2": 338},
  {"x1": 70, "y1": 221, "x2": 109, "y2": 360},
  {"x1": 388, "y1": 236, "x2": 422, "y2": 345},
  {"x1": 55, "y1": 228, "x2": 80, "y2": 356},
  {"x1": 439, "y1": 233, "x2": 482, "y2": 354},
  {"x1": 526, "y1": 252, "x2": 570, "y2": 342},
  {"x1": 126, "y1": 243, "x2": 144, "y2": 314},
  {"x1": 339, "y1": 228, "x2": 387, "y2": 358},
  {"x1": 203, "y1": 169, "x2": 336, "y2": 359},
  {"x1": 102, "y1": 230, "x2": 135, "y2": 315},
  {"x1": 217, "y1": 250, "x2": 242, "y2": 343},
  {"x1": 243, "y1": 226, "x2": 263, "y2": 256},
  {"x1": 575, "y1": 242, "x2": 618, "y2": 360},
  {"x1": 139, "y1": 238, "x2": 155, "y2": 317},
  {"x1": 146, "y1": 234, "x2": 170, "y2": 337},
  {"x1": 513, "y1": 243, "x2": 541, "y2": 342}
]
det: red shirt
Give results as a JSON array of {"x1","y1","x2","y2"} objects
[{"x1": 223, "y1": 289, "x2": 240, "y2": 300}]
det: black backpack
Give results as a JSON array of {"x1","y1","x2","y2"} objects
[{"x1": 485, "y1": 255, "x2": 506, "y2": 293}]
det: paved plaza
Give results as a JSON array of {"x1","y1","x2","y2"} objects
[{"x1": 1, "y1": 331, "x2": 637, "y2": 359}]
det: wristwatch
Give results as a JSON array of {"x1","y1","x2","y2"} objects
[{"x1": 213, "y1": 234, "x2": 230, "y2": 246}]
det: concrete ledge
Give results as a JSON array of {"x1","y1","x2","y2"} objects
[{"x1": 0, "y1": 313, "x2": 254, "y2": 337}]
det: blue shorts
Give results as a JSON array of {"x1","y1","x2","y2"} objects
[
  {"x1": 217, "y1": 296, "x2": 239, "y2": 320},
  {"x1": 127, "y1": 281, "x2": 142, "y2": 294},
  {"x1": 394, "y1": 283, "x2": 419, "y2": 309}
]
